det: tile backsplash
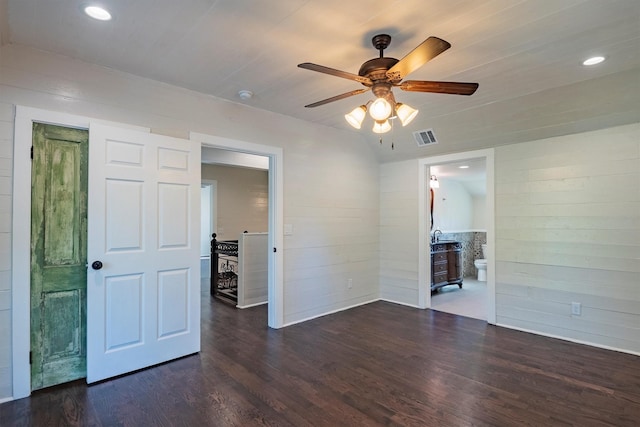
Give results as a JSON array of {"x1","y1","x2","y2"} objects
[{"x1": 433, "y1": 231, "x2": 486, "y2": 277}]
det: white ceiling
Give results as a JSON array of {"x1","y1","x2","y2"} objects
[
  {"x1": 4, "y1": 0, "x2": 640, "y2": 162},
  {"x1": 431, "y1": 158, "x2": 486, "y2": 197}
]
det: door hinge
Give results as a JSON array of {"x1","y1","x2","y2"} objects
[
  {"x1": 30, "y1": 145, "x2": 33, "y2": 160},
  {"x1": 29, "y1": 351, "x2": 32, "y2": 365}
]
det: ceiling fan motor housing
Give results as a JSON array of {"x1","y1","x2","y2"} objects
[{"x1": 358, "y1": 57, "x2": 399, "y2": 80}]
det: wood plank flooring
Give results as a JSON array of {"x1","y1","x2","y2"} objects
[{"x1": 2, "y1": 287, "x2": 639, "y2": 426}]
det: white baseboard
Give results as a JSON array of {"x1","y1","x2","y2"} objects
[
  {"x1": 496, "y1": 322, "x2": 640, "y2": 357},
  {"x1": 379, "y1": 298, "x2": 421, "y2": 309},
  {"x1": 283, "y1": 298, "x2": 380, "y2": 327},
  {"x1": 237, "y1": 301, "x2": 267, "y2": 309}
]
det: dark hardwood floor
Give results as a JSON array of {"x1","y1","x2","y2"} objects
[{"x1": 2, "y1": 283, "x2": 639, "y2": 426}]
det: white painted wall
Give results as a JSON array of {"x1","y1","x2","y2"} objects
[
  {"x1": 201, "y1": 164, "x2": 268, "y2": 240},
  {"x1": 471, "y1": 195, "x2": 486, "y2": 230},
  {"x1": 379, "y1": 160, "x2": 419, "y2": 306},
  {"x1": 494, "y1": 123, "x2": 640, "y2": 353},
  {"x1": 0, "y1": 44, "x2": 380, "y2": 399},
  {"x1": 200, "y1": 184, "x2": 214, "y2": 257},
  {"x1": 432, "y1": 178, "x2": 473, "y2": 232},
  {"x1": 380, "y1": 123, "x2": 640, "y2": 354},
  {"x1": 238, "y1": 233, "x2": 268, "y2": 308},
  {"x1": 0, "y1": 95, "x2": 12, "y2": 401}
]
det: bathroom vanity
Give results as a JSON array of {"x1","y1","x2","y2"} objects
[{"x1": 431, "y1": 241, "x2": 463, "y2": 292}]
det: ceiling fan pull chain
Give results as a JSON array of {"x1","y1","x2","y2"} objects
[{"x1": 390, "y1": 115, "x2": 395, "y2": 150}]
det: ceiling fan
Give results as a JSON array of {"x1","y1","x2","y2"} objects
[{"x1": 298, "y1": 34, "x2": 479, "y2": 133}]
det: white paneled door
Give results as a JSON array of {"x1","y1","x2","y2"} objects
[{"x1": 86, "y1": 123, "x2": 201, "y2": 383}]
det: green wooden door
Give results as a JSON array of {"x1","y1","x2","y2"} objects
[{"x1": 30, "y1": 123, "x2": 88, "y2": 390}]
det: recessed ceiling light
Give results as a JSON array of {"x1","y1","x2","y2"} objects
[
  {"x1": 84, "y1": 5, "x2": 112, "y2": 21},
  {"x1": 582, "y1": 56, "x2": 605, "y2": 66},
  {"x1": 458, "y1": 165, "x2": 469, "y2": 169}
]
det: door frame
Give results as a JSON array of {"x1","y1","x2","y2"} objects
[
  {"x1": 11, "y1": 106, "x2": 151, "y2": 399},
  {"x1": 200, "y1": 180, "x2": 218, "y2": 257},
  {"x1": 417, "y1": 149, "x2": 496, "y2": 324},
  {"x1": 190, "y1": 132, "x2": 284, "y2": 329}
]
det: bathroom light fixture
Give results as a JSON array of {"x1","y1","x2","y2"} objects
[
  {"x1": 344, "y1": 96, "x2": 418, "y2": 134},
  {"x1": 458, "y1": 165, "x2": 469, "y2": 169},
  {"x1": 582, "y1": 56, "x2": 605, "y2": 66},
  {"x1": 84, "y1": 5, "x2": 112, "y2": 21},
  {"x1": 430, "y1": 175, "x2": 440, "y2": 189}
]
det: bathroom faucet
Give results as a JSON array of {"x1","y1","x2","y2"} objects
[{"x1": 432, "y1": 229, "x2": 442, "y2": 243}]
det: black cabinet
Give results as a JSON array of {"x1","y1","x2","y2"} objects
[{"x1": 430, "y1": 241, "x2": 463, "y2": 292}]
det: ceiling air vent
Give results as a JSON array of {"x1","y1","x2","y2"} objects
[{"x1": 413, "y1": 129, "x2": 438, "y2": 147}]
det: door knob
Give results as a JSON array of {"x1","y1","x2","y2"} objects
[{"x1": 91, "y1": 261, "x2": 103, "y2": 270}]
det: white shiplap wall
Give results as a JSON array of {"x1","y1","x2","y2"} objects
[
  {"x1": 283, "y1": 139, "x2": 380, "y2": 323},
  {"x1": 0, "y1": 102, "x2": 12, "y2": 399},
  {"x1": 238, "y1": 233, "x2": 268, "y2": 308},
  {"x1": 378, "y1": 123, "x2": 640, "y2": 355},
  {"x1": 495, "y1": 123, "x2": 640, "y2": 353},
  {"x1": 0, "y1": 44, "x2": 380, "y2": 399},
  {"x1": 201, "y1": 164, "x2": 269, "y2": 241},
  {"x1": 379, "y1": 160, "x2": 420, "y2": 306}
]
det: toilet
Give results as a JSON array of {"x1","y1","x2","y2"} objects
[{"x1": 474, "y1": 244, "x2": 488, "y2": 282}]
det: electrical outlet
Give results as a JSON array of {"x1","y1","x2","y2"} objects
[
  {"x1": 347, "y1": 278, "x2": 353, "y2": 289},
  {"x1": 571, "y1": 302, "x2": 581, "y2": 316}
]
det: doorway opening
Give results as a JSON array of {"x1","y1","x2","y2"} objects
[
  {"x1": 191, "y1": 132, "x2": 284, "y2": 329},
  {"x1": 418, "y1": 149, "x2": 496, "y2": 324},
  {"x1": 200, "y1": 150, "x2": 269, "y2": 308},
  {"x1": 428, "y1": 158, "x2": 487, "y2": 320}
]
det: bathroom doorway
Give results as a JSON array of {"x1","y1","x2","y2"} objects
[
  {"x1": 428, "y1": 159, "x2": 487, "y2": 320},
  {"x1": 418, "y1": 149, "x2": 496, "y2": 324}
]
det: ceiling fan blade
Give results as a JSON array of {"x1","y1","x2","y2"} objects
[
  {"x1": 386, "y1": 37, "x2": 451, "y2": 82},
  {"x1": 298, "y1": 63, "x2": 372, "y2": 85},
  {"x1": 304, "y1": 88, "x2": 369, "y2": 108},
  {"x1": 399, "y1": 80, "x2": 479, "y2": 95}
]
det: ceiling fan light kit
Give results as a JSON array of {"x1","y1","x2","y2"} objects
[
  {"x1": 298, "y1": 33, "x2": 479, "y2": 140},
  {"x1": 369, "y1": 97, "x2": 393, "y2": 121},
  {"x1": 345, "y1": 105, "x2": 367, "y2": 129},
  {"x1": 373, "y1": 120, "x2": 392, "y2": 134},
  {"x1": 394, "y1": 103, "x2": 419, "y2": 126}
]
